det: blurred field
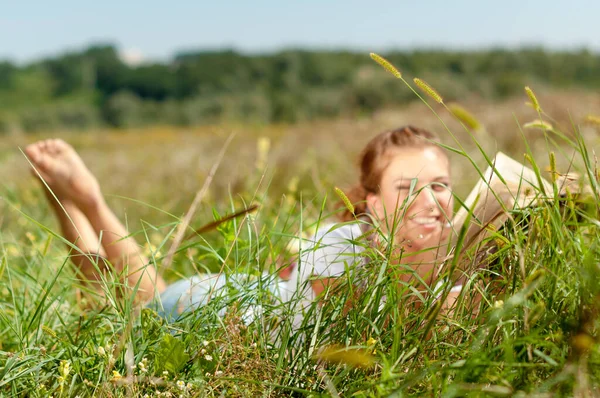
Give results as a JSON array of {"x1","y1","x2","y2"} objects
[
  {"x1": 0, "y1": 88, "x2": 599, "y2": 396},
  {"x1": 1, "y1": 89, "x2": 598, "y2": 228}
]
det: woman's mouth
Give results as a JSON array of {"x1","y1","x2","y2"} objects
[
  {"x1": 409, "y1": 215, "x2": 447, "y2": 231},
  {"x1": 411, "y1": 216, "x2": 440, "y2": 225}
]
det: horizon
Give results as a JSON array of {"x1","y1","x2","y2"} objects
[{"x1": 3, "y1": 42, "x2": 599, "y2": 67}]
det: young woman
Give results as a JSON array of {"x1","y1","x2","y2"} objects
[
  {"x1": 25, "y1": 125, "x2": 456, "y2": 322},
  {"x1": 281, "y1": 125, "x2": 456, "y2": 326}
]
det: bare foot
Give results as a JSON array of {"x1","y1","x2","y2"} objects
[{"x1": 25, "y1": 139, "x2": 102, "y2": 208}]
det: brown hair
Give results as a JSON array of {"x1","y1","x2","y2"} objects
[{"x1": 339, "y1": 125, "x2": 443, "y2": 221}]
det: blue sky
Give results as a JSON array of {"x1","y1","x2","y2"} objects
[{"x1": 2, "y1": 0, "x2": 599, "y2": 63}]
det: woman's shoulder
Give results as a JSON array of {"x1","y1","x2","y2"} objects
[{"x1": 312, "y1": 221, "x2": 365, "y2": 242}]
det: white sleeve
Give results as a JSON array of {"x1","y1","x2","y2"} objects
[{"x1": 297, "y1": 224, "x2": 364, "y2": 281}]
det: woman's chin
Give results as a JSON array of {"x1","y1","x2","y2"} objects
[{"x1": 407, "y1": 222, "x2": 449, "y2": 247}]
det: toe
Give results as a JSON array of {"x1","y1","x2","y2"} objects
[{"x1": 24, "y1": 143, "x2": 40, "y2": 162}]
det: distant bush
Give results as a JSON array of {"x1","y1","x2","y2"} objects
[{"x1": 3, "y1": 45, "x2": 600, "y2": 132}]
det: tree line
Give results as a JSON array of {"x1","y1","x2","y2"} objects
[{"x1": 1, "y1": 45, "x2": 598, "y2": 133}]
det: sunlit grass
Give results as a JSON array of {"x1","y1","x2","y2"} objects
[{"x1": 0, "y1": 86, "x2": 599, "y2": 395}]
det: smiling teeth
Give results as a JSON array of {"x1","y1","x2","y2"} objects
[{"x1": 412, "y1": 217, "x2": 439, "y2": 225}]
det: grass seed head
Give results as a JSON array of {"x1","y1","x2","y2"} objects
[
  {"x1": 369, "y1": 53, "x2": 402, "y2": 79},
  {"x1": 448, "y1": 103, "x2": 481, "y2": 131},
  {"x1": 523, "y1": 119, "x2": 552, "y2": 131},
  {"x1": 548, "y1": 151, "x2": 557, "y2": 183},
  {"x1": 525, "y1": 86, "x2": 541, "y2": 112},
  {"x1": 584, "y1": 114, "x2": 600, "y2": 126},
  {"x1": 414, "y1": 78, "x2": 443, "y2": 104},
  {"x1": 335, "y1": 187, "x2": 355, "y2": 216}
]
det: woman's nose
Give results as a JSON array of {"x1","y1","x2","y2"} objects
[{"x1": 416, "y1": 187, "x2": 437, "y2": 210}]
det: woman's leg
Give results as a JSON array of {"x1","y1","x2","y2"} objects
[{"x1": 25, "y1": 139, "x2": 166, "y2": 303}]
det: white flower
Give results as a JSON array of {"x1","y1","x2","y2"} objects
[
  {"x1": 59, "y1": 360, "x2": 70, "y2": 379},
  {"x1": 176, "y1": 380, "x2": 186, "y2": 390},
  {"x1": 214, "y1": 370, "x2": 223, "y2": 377},
  {"x1": 204, "y1": 354, "x2": 213, "y2": 361},
  {"x1": 137, "y1": 357, "x2": 149, "y2": 373},
  {"x1": 202, "y1": 340, "x2": 209, "y2": 347}
]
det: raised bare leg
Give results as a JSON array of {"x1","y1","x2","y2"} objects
[{"x1": 25, "y1": 139, "x2": 166, "y2": 303}]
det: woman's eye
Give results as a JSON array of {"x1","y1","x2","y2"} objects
[
  {"x1": 432, "y1": 182, "x2": 450, "y2": 192},
  {"x1": 396, "y1": 186, "x2": 411, "y2": 191}
]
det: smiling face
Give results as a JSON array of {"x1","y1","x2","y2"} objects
[{"x1": 366, "y1": 146, "x2": 453, "y2": 252}]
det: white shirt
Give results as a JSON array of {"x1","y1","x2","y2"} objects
[{"x1": 279, "y1": 222, "x2": 366, "y2": 329}]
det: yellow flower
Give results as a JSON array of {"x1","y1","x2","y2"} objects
[
  {"x1": 256, "y1": 136, "x2": 271, "y2": 170},
  {"x1": 111, "y1": 370, "x2": 122, "y2": 380}
]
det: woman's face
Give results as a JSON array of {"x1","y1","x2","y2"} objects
[{"x1": 367, "y1": 146, "x2": 453, "y2": 251}]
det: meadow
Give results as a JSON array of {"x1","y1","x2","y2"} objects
[{"x1": 0, "y1": 83, "x2": 599, "y2": 396}]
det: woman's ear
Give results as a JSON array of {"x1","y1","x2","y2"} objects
[{"x1": 366, "y1": 192, "x2": 381, "y2": 219}]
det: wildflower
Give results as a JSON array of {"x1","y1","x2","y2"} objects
[
  {"x1": 162, "y1": 370, "x2": 169, "y2": 379},
  {"x1": 26, "y1": 232, "x2": 36, "y2": 242},
  {"x1": 111, "y1": 370, "x2": 122, "y2": 381},
  {"x1": 204, "y1": 354, "x2": 213, "y2": 361},
  {"x1": 97, "y1": 346, "x2": 106, "y2": 356},
  {"x1": 59, "y1": 360, "x2": 70, "y2": 379},
  {"x1": 176, "y1": 380, "x2": 186, "y2": 390},
  {"x1": 256, "y1": 136, "x2": 271, "y2": 170},
  {"x1": 186, "y1": 382, "x2": 193, "y2": 390},
  {"x1": 494, "y1": 300, "x2": 504, "y2": 309},
  {"x1": 366, "y1": 337, "x2": 377, "y2": 346},
  {"x1": 137, "y1": 357, "x2": 149, "y2": 373},
  {"x1": 215, "y1": 370, "x2": 223, "y2": 377},
  {"x1": 287, "y1": 176, "x2": 299, "y2": 194},
  {"x1": 202, "y1": 340, "x2": 209, "y2": 347}
]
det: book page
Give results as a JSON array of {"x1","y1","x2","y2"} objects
[{"x1": 451, "y1": 152, "x2": 552, "y2": 246}]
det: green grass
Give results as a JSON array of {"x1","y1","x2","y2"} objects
[{"x1": 0, "y1": 83, "x2": 599, "y2": 396}]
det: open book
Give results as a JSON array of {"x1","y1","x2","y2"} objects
[{"x1": 450, "y1": 152, "x2": 553, "y2": 249}]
